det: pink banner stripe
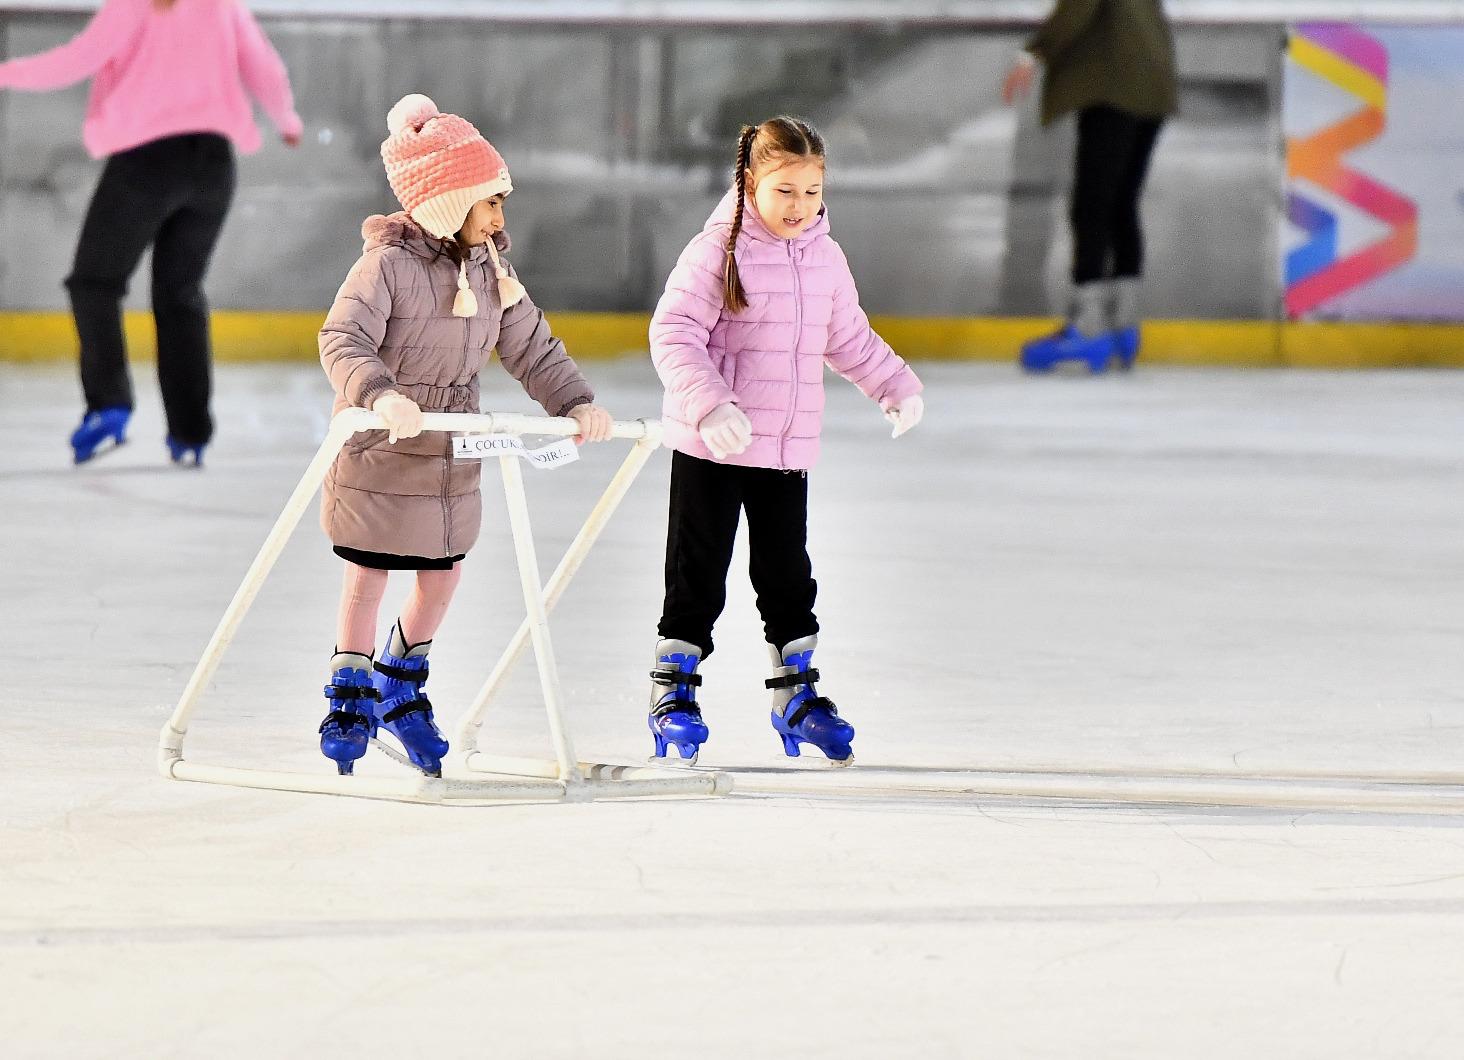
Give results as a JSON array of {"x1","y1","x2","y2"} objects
[
  {"x1": 1296, "y1": 22, "x2": 1388, "y2": 81},
  {"x1": 1286, "y1": 228, "x2": 1417, "y2": 316}
]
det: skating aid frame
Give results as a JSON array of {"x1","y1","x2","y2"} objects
[
  {"x1": 157, "y1": 408, "x2": 728, "y2": 805},
  {"x1": 156, "y1": 410, "x2": 1462, "y2": 815}
]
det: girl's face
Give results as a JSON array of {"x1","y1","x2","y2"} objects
[
  {"x1": 459, "y1": 195, "x2": 506, "y2": 246},
  {"x1": 747, "y1": 158, "x2": 824, "y2": 240}
]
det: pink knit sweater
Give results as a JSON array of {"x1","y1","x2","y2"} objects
[{"x1": 0, "y1": 0, "x2": 302, "y2": 158}]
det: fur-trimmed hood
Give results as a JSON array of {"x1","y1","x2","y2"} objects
[{"x1": 360, "y1": 210, "x2": 511, "y2": 260}]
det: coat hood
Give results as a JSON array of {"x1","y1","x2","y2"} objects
[
  {"x1": 704, "y1": 188, "x2": 830, "y2": 245},
  {"x1": 361, "y1": 211, "x2": 511, "y2": 260}
]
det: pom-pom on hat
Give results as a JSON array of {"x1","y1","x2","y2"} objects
[
  {"x1": 381, "y1": 93, "x2": 512, "y2": 241},
  {"x1": 381, "y1": 94, "x2": 523, "y2": 316}
]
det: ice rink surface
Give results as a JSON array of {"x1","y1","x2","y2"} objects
[{"x1": 5, "y1": 358, "x2": 1464, "y2": 1058}]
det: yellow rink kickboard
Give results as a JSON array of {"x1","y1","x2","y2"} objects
[{"x1": 2, "y1": 310, "x2": 1462, "y2": 368}]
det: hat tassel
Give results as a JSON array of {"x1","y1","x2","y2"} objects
[
  {"x1": 487, "y1": 241, "x2": 526, "y2": 309},
  {"x1": 452, "y1": 258, "x2": 478, "y2": 318}
]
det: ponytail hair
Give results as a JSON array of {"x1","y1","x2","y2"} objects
[{"x1": 720, "y1": 116, "x2": 827, "y2": 314}]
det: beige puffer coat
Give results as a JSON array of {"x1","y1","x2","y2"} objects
[{"x1": 319, "y1": 212, "x2": 594, "y2": 559}]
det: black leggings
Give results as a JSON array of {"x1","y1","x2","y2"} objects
[
  {"x1": 1070, "y1": 105, "x2": 1163, "y2": 285},
  {"x1": 68, "y1": 132, "x2": 237, "y2": 446},
  {"x1": 658, "y1": 450, "x2": 819, "y2": 657}
]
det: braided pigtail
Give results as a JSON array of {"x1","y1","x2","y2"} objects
[{"x1": 722, "y1": 123, "x2": 757, "y2": 313}]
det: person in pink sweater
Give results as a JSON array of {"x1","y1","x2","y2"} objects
[
  {"x1": 0, "y1": 0, "x2": 304, "y2": 466},
  {"x1": 645, "y1": 115, "x2": 925, "y2": 767}
]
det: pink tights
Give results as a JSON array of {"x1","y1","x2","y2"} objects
[{"x1": 336, "y1": 562, "x2": 464, "y2": 655}]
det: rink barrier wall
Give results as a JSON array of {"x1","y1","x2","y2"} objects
[{"x1": 2, "y1": 311, "x2": 1463, "y2": 368}]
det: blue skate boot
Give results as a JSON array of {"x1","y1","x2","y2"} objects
[
  {"x1": 70, "y1": 406, "x2": 131, "y2": 464},
  {"x1": 647, "y1": 638, "x2": 709, "y2": 763},
  {"x1": 1019, "y1": 326, "x2": 1118, "y2": 374},
  {"x1": 166, "y1": 436, "x2": 206, "y2": 467},
  {"x1": 371, "y1": 622, "x2": 449, "y2": 777},
  {"x1": 1020, "y1": 282, "x2": 1117, "y2": 374},
  {"x1": 319, "y1": 651, "x2": 379, "y2": 775},
  {"x1": 1110, "y1": 326, "x2": 1140, "y2": 369},
  {"x1": 767, "y1": 635, "x2": 854, "y2": 764}
]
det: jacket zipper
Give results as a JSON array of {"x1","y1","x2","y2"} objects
[
  {"x1": 444, "y1": 257, "x2": 476, "y2": 555},
  {"x1": 781, "y1": 240, "x2": 802, "y2": 468}
]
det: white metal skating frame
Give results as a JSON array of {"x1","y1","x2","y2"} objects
[
  {"x1": 465, "y1": 752, "x2": 1464, "y2": 817},
  {"x1": 158, "y1": 411, "x2": 1464, "y2": 816},
  {"x1": 157, "y1": 408, "x2": 728, "y2": 805},
  {"x1": 442, "y1": 428, "x2": 1464, "y2": 817},
  {"x1": 690, "y1": 761, "x2": 1464, "y2": 815}
]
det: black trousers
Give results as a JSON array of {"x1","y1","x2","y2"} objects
[
  {"x1": 68, "y1": 133, "x2": 237, "y2": 446},
  {"x1": 659, "y1": 450, "x2": 819, "y2": 657},
  {"x1": 1070, "y1": 105, "x2": 1164, "y2": 285}
]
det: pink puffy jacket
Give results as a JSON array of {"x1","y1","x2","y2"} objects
[
  {"x1": 650, "y1": 189, "x2": 922, "y2": 470},
  {"x1": 0, "y1": 0, "x2": 302, "y2": 158}
]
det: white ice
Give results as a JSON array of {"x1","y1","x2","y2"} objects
[{"x1": 5, "y1": 359, "x2": 1464, "y2": 1058}]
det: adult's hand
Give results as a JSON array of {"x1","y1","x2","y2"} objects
[{"x1": 1002, "y1": 51, "x2": 1037, "y2": 106}]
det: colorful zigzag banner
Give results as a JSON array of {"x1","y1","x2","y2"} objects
[{"x1": 1285, "y1": 24, "x2": 1418, "y2": 319}]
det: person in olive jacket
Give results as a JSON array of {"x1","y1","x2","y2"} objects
[{"x1": 1003, "y1": 0, "x2": 1177, "y2": 372}]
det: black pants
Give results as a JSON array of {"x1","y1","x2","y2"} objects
[
  {"x1": 68, "y1": 132, "x2": 237, "y2": 446},
  {"x1": 1071, "y1": 105, "x2": 1164, "y2": 285},
  {"x1": 659, "y1": 450, "x2": 819, "y2": 657}
]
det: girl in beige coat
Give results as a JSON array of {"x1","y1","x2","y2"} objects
[{"x1": 316, "y1": 94, "x2": 612, "y2": 776}]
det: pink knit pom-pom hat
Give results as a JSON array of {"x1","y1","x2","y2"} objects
[
  {"x1": 380, "y1": 94, "x2": 524, "y2": 316},
  {"x1": 381, "y1": 93, "x2": 512, "y2": 241}
]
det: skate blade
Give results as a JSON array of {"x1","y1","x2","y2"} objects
[
  {"x1": 74, "y1": 437, "x2": 127, "y2": 465},
  {"x1": 783, "y1": 752, "x2": 854, "y2": 770},
  {"x1": 779, "y1": 735, "x2": 853, "y2": 769},
  {"x1": 368, "y1": 736, "x2": 441, "y2": 777},
  {"x1": 647, "y1": 749, "x2": 699, "y2": 768},
  {"x1": 788, "y1": 756, "x2": 854, "y2": 770}
]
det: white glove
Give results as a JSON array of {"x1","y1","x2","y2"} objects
[
  {"x1": 697, "y1": 402, "x2": 753, "y2": 460},
  {"x1": 373, "y1": 391, "x2": 423, "y2": 444},
  {"x1": 884, "y1": 394, "x2": 924, "y2": 438},
  {"x1": 567, "y1": 402, "x2": 614, "y2": 444}
]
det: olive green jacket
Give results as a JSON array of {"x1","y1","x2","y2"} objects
[{"x1": 1026, "y1": 0, "x2": 1177, "y2": 126}]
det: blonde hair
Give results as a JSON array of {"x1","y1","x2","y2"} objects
[{"x1": 722, "y1": 116, "x2": 826, "y2": 313}]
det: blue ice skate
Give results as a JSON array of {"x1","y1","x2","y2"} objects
[
  {"x1": 70, "y1": 407, "x2": 131, "y2": 464},
  {"x1": 1111, "y1": 325, "x2": 1140, "y2": 370},
  {"x1": 767, "y1": 635, "x2": 854, "y2": 764},
  {"x1": 319, "y1": 652, "x2": 379, "y2": 775},
  {"x1": 371, "y1": 622, "x2": 448, "y2": 777},
  {"x1": 167, "y1": 436, "x2": 206, "y2": 467},
  {"x1": 1020, "y1": 326, "x2": 1119, "y2": 374},
  {"x1": 647, "y1": 639, "x2": 709, "y2": 763}
]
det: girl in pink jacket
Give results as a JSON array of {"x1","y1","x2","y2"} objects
[
  {"x1": 0, "y1": 0, "x2": 304, "y2": 466},
  {"x1": 315, "y1": 95, "x2": 613, "y2": 777},
  {"x1": 646, "y1": 116, "x2": 925, "y2": 766}
]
